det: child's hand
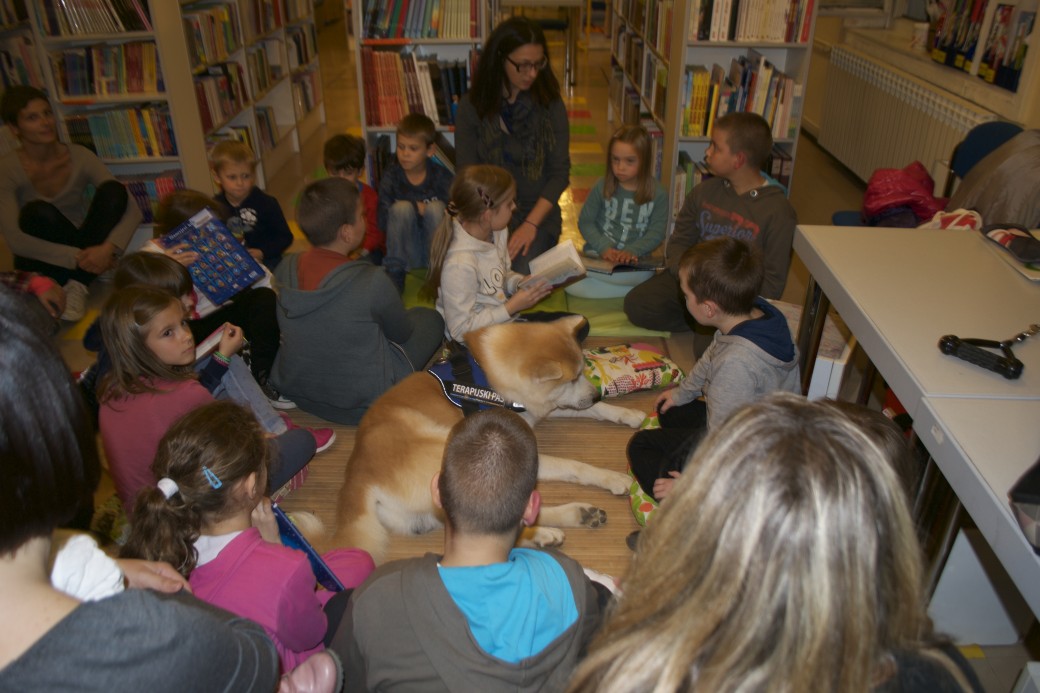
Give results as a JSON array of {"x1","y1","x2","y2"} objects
[
  {"x1": 217, "y1": 323, "x2": 246, "y2": 356},
  {"x1": 37, "y1": 283, "x2": 66, "y2": 318},
  {"x1": 602, "y1": 248, "x2": 636, "y2": 265},
  {"x1": 164, "y1": 243, "x2": 200, "y2": 267},
  {"x1": 655, "y1": 389, "x2": 677, "y2": 415},
  {"x1": 653, "y1": 471, "x2": 682, "y2": 501},
  {"x1": 247, "y1": 248, "x2": 264, "y2": 262},
  {"x1": 507, "y1": 279, "x2": 552, "y2": 314},
  {"x1": 251, "y1": 497, "x2": 281, "y2": 544},
  {"x1": 116, "y1": 558, "x2": 191, "y2": 593}
]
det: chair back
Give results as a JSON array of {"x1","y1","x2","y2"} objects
[{"x1": 945, "y1": 121, "x2": 1023, "y2": 196}]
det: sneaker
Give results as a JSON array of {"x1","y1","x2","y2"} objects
[
  {"x1": 261, "y1": 379, "x2": 297, "y2": 410},
  {"x1": 60, "y1": 280, "x2": 89, "y2": 322},
  {"x1": 277, "y1": 413, "x2": 336, "y2": 454},
  {"x1": 626, "y1": 530, "x2": 641, "y2": 552}
]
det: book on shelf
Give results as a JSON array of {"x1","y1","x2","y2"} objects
[
  {"x1": 158, "y1": 208, "x2": 265, "y2": 306},
  {"x1": 50, "y1": 41, "x2": 164, "y2": 98},
  {"x1": 431, "y1": 131, "x2": 456, "y2": 173},
  {"x1": 0, "y1": 0, "x2": 28, "y2": 27},
  {"x1": 291, "y1": 69, "x2": 323, "y2": 119},
  {"x1": 194, "y1": 62, "x2": 248, "y2": 134},
  {"x1": 686, "y1": 0, "x2": 813, "y2": 42},
  {"x1": 362, "y1": 48, "x2": 472, "y2": 127},
  {"x1": 64, "y1": 104, "x2": 177, "y2": 159},
  {"x1": 521, "y1": 240, "x2": 586, "y2": 289},
  {"x1": 0, "y1": 31, "x2": 43, "y2": 90},
  {"x1": 182, "y1": 4, "x2": 242, "y2": 70},
  {"x1": 362, "y1": 0, "x2": 480, "y2": 39},
  {"x1": 122, "y1": 168, "x2": 184, "y2": 223}
]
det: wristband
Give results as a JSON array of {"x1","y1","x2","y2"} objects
[
  {"x1": 523, "y1": 220, "x2": 538, "y2": 230},
  {"x1": 27, "y1": 274, "x2": 57, "y2": 296},
  {"x1": 212, "y1": 351, "x2": 230, "y2": 366}
]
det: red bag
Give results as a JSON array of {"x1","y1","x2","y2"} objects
[{"x1": 862, "y1": 161, "x2": 947, "y2": 221}]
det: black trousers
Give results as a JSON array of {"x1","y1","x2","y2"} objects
[
  {"x1": 189, "y1": 286, "x2": 280, "y2": 381},
  {"x1": 14, "y1": 180, "x2": 129, "y2": 285},
  {"x1": 627, "y1": 399, "x2": 708, "y2": 501}
]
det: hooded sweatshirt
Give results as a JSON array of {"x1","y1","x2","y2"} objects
[
  {"x1": 271, "y1": 254, "x2": 415, "y2": 424},
  {"x1": 334, "y1": 551, "x2": 604, "y2": 693},
  {"x1": 672, "y1": 297, "x2": 801, "y2": 429}
]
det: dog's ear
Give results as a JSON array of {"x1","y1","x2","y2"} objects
[
  {"x1": 557, "y1": 314, "x2": 588, "y2": 339},
  {"x1": 532, "y1": 360, "x2": 565, "y2": 383}
]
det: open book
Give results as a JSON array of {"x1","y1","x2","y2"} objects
[
  {"x1": 158, "y1": 208, "x2": 265, "y2": 306},
  {"x1": 521, "y1": 239, "x2": 587, "y2": 288},
  {"x1": 582, "y1": 256, "x2": 663, "y2": 275}
]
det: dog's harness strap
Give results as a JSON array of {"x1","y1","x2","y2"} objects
[{"x1": 427, "y1": 342, "x2": 525, "y2": 416}]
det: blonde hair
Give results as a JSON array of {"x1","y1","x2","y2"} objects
[
  {"x1": 420, "y1": 165, "x2": 515, "y2": 302},
  {"x1": 568, "y1": 393, "x2": 932, "y2": 693},
  {"x1": 603, "y1": 124, "x2": 655, "y2": 205},
  {"x1": 209, "y1": 139, "x2": 256, "y2": 174}
]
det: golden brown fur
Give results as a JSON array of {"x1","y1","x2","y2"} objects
[{"x1": 333, "y1": 317, "x2": 643, "y2": 562}]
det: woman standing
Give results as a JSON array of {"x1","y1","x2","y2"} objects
[
  {"x1": 455, "y1": 17, "x2": 570, "y2": 274},
  {"x1": 0, "y1": 86, "x2": 142, "y2": 321}
]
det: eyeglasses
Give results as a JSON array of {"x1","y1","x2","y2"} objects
[{"x1": 505, "y1": 56, "x2": 548, "y2": 74}]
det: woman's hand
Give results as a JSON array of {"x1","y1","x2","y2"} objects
[
  {"x1": 164, "y1": 243, "x2": 200, "y2": 267},
  {"x1": 116, "y1": 558, "x2": 191, "y2": 593},
  {"x1": 508, "y1": 223, "x2": 537, "y2": 260},
  {"x1": 251, "y1": 498, "x2": 281, "y2": 544},
  {"x1": 76, "y1": 242, "x2": 117, "y2": 275},
  {"x1": 217, "y1": 322, "x2": 246, "y2": 356},
  {"x1": 506, "y1": 279, "x2": 553, "y2": 315}
]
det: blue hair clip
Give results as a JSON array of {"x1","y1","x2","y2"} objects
[{"x1": 202, "y1": 466, "x2": 222, "y2": 489}]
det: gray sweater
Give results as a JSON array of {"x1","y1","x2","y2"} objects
[
  {"x1": 0, "y1": 590, "x2": 278, "y2": 692},
  {"x1": 333, "y1": 551, "x2": 605, "y2": 693}
]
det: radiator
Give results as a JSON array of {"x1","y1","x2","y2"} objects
[{"x1": 819, "y1": 46, "x2": 997, "y2": 184}]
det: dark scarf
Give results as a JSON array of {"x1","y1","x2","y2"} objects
[{"x1": 478, "y1": 91, "x2": 555, "y2": 183}]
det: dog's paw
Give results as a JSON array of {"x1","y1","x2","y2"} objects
[
  {"x1": 604, "y1": 470, "x2": 632, "y2": 495},
  {"x1": 579, "y1": 506, "x2": 607, "y2": 528},
  {"x1": 620, "y1": 408, "x2": 646, "y2": 428},
  {"x1": 528, "y1": 527, "x2": 566, "y2": 547}
]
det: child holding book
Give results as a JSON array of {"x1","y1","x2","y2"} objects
[
  {"x1": 122, "y1": 401, "x2": 375, "y2": 674},
  {"x1": 324, "y1": 133, "x2": 384, "y2": 263},
  {"x1": 97, "y1": 286, "x2": 323, "y2": 512},
  {"x1": 422, "y1": 165, "x2": 586, "y2": 344},
  {"x1": 572, "y1": 124, "x2": 668, "y2": 298},
  {"x1": 271, "y1": 177, "x2": 444, "y2": 425},
  {"x1": 377, "y1": 113, "x2": 453, "y2": 291},
  {"x1": 211, "y1": 140, "x2": 294, "y2": 270}
]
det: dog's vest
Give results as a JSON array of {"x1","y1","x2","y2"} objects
[{"x1": 427, "y1": 345, "x2": 525, "y2": 417}]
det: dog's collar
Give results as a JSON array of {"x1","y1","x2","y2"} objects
[{"x1": 427, "y1": 348, "x2": 525, "y2": 416}]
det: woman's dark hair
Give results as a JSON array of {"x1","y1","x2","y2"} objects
[
  {"x1": 0, "y1": 287, "x2": 99, "y2": 555},
  {"x1": 469, "y1": 17, "x2": 561, "y2": 118},
  {"x1": 1, "y1": 85, "x2": 49, "y2": 126}
]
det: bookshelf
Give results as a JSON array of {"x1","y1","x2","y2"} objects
[
  {"x1": 609, "y1": 0, "x2": 818, "y2": 216},
  {"x1": 349, "y1": 0, "x2": 489, "y2": 181},
  {"x1": 21, "y1": 0, "x2": 325, "y2": 227}
]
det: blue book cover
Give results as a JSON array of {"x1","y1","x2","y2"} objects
[{"x1": 273, "y1": 504, "x2": 345, "y2": 592}]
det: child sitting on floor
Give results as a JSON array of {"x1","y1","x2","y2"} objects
[
  {"x1": 324, "y1": 133, "x2": 384, "y2": 264},
  {"x1": 121, "y1": 400, "x2": 374, "y2": 673},
  {"x1": 270, "y1": 177, "x2": 444, "y2": 425}
]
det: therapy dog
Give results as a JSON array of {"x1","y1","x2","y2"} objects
[{"x1": 333, "y1": 316, "x2": 643, "y2": 562}]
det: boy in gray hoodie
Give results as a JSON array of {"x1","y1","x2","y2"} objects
[{"x1": 628, "y1": 236, "x2": 801, "y2": 505}]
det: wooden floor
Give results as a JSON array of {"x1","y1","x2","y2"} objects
[{"x1": 278, "y1": 335, "x2": 688, "y2": 582}]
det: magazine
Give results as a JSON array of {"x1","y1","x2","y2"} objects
[{"x1": 158, "y1": 208, "x2": 265, "y2": 306}]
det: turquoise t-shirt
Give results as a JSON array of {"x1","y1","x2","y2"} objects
[{"x1": 437, "y1": 548, "x2": 578, "y2": 663}]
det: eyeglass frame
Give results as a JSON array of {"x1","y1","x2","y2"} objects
[{"x1": 504, "y1": 55, "x2": 549, "y2": 74}]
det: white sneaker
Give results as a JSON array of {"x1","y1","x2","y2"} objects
[{"x1": 61, "y1": 280, "x2": 89, "y2": 322}]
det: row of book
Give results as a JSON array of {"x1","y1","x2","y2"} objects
[
  {"x1": 0, "y1": 0, "x2": 26, "y2": 29},
  {"x1": 0, "y1": 32, "x2": 43, "y2": 91},
  {"x1": 617, "y1": 0, "x2": 674, "y2": 58},
  {"x1": 64, "y1": 104, "x2": 178, "y2": 160},
  {"x1": 194, "y1": 62, "x2": 249, "y2": 134},
  {"x1": 246, "y1": 42, "x2": 285, "y2": 98},
  {"x1": 977, "y1": 3, "x2": 1034, "y2": 90},
  {"x1": 689, "y1": 0, "x2": 814, "y2": 43},
  {"x1": 361, "y1": 0, "x2": 484, "y2": 40},
  {"x1": 615, "y1": 27, "x2": 663, "y2": 120},
  {"x1": 360, "y1": 47, "x2": 474, "y2": 127},
  {"x1": 681, "y1": 51, "x2": 798, "y2": 140},
  {"x1": 291, "y1": 69, "x2": 322, "y2": 120},
  {"x1": 124, "y1": 170, "x2": 185, "y2": 224},
  {"x1": 243, "y1": 0, "x2": 284, "y2": 40},
  {"x1": 286, "y1": 23, "x2": 318, "y2": 70},
  {"x1": 932, "y1": 0, "x2": 1035, "y2": 92},
  {"x1": 284, "y1": 0, "x2": 311, "y2": 23},
  {"x1": 39, "y1": 0, "x2": 152, "y2": 37},
  {"x1": 49, "y1": 41, "x2": 165, "y2": 99},
  {"x1": 183, "y1": 3, "x2": 242, "y2": 71},
  {"x1": 254, "y1": 105, "x2": 281, "y2": 152}
]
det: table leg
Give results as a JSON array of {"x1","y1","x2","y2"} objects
[{"x1": 797, "y1": 276, "x2": 829, "y2": 397}]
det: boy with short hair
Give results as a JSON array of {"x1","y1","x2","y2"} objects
[
  {"x1": 624, "y1": 112, "x2": 796, "y2": 333},
  {"x1": 270, "y1": 177, "x2": 444, "y2": 425},
  {"x1": 210, "y1": 140, "x2": 294, "y2": 270},
  {"x1": 628, "y1": 237, "x2": 800, "y2": 509},
  {"x1": 323, "y1": 133, "x2": 385, "y2": 263},
  {"x1": 377, "y1": 113, "x2": 453, "y2": 289},
  {"x1": 332, "y1": 409, "x2": 610, "y2": 692}
]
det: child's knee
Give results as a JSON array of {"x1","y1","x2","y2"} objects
[{"x1": 388, "y1": 201, "x2": 417, "y2": 223}]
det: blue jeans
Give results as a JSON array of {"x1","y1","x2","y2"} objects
[
  {"x1": 203, "y1": 355, "x2": 288, "y2": 434},
  {"x1": 385, "y1": 199, "x2": 445, "y2": 270}
]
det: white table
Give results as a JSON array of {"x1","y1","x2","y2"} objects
[{"x1": 794, "y1": 224, "x2": 1040, "y2": 618}]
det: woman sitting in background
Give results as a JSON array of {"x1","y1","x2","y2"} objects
[{"x1": 568, "y1": 393, "x2": 981, "y2": 693}]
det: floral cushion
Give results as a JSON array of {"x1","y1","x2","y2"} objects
[{"x1": 582, "y1": 343, "x2": 684, "y2": 398}]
